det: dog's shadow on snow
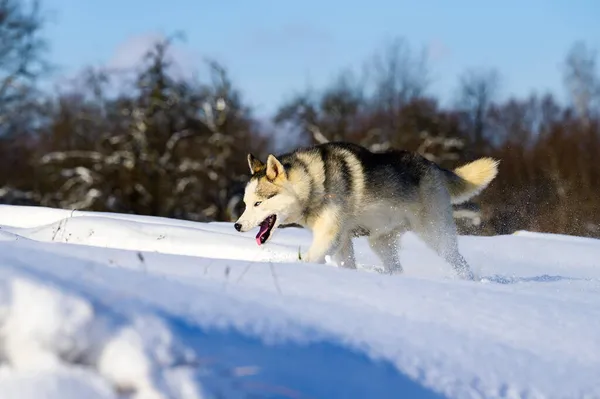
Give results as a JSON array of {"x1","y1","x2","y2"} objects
[{"x1": 479, "y1": 274, "x2": 595, "y2": 285}]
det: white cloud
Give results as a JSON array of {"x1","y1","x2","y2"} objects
[{"x1": 107, "y1": 32, "x2": 200, "y2": 78}]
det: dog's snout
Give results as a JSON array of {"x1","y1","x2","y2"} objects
[{"x1": 234, "y1": 222, "x2": 242, "y2": 232}]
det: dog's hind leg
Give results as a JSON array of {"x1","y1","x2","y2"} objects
[
  {"x1": 417, "y1": 223, "x2": 472, "y2": 279},
  {"x1": 415, "y1": 173, "x2": 474, "y2": 280},
  {"x1": 332, "y1": 233, "x2": 357, "y2": 269},
  {"x1": 368, "y1": 230, "x2": 403, "y2": 274}
]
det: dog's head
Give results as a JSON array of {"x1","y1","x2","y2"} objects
[{"x1": 234, "y1": 153, "x2": 302, "y2": 245}]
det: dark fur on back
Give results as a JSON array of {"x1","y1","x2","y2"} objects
[{"x1": 269, "y1": 141, "x2": 434, "y2": 200}]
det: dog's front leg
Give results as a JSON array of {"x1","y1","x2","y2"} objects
[
  {"x1": 304, "y1": 228, "x2": 340, "y2": 264},
  {"x1": 303, "y1": 209, "x2": 342, "y2": 264},
  {"x1": 333, "y1": 234, "x2": 356, "y2": 269}
]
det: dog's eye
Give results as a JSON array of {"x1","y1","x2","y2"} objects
[{"x1": 254, "y1": 201, "x2": 262, "y2": 207}]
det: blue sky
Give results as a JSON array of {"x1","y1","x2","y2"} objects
[{"x1": 44, "y1": 0, "x2": 598, "y2": 116}]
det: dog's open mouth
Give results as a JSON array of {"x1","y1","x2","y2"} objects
[{"x1": 256, "y1": 215, "x2": 276, "y2": 245}]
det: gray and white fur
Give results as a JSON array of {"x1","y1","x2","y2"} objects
[{"x1": 234, "y1": 141, "x2": 499, "y2": 279}]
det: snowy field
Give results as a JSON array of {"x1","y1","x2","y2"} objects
[{"x1": 0, "y1": 204, "x2": 599, "y2": 399}]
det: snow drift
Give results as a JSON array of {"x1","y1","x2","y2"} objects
[{"x1": 0, "y1": 204, "x2": 599, "y2": 399}]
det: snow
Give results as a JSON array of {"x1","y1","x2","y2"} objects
[{"x1": 0, "y1": 205, "x2": 599, "y2": 399}]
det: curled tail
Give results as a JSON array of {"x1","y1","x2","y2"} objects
[{"x1": 444, "y1": 157, "x2": 499, "y2": 204}]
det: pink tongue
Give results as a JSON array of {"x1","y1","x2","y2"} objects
[{"x1": 256, "y1": 221, "x2": 269, "y2": 245}]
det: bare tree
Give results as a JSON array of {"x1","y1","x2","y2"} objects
[
  {"x1": 368, "y1": 37, "x2": 430, "y2": 110},
  {"x1": 0, "y1": 0, "x2": 48, "y2": 204},
  {"x1": 455, "y1": 67, "x2": 501, "y2": 150},
  {"x1": 274, "y1": 70, "x2": 365, "y2": 146},
  {"x1": 563, "y1": 41, "x2": 599, "y2": 123},
  {"x1": 0, "y1": 0, "x2": 48, "y2": 133},
  {"x1": 362, "y1": 37, "x2": 436, "y2": 150}
]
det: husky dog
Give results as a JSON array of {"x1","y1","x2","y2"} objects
[{"x1": 234, "y1": 142, "x2": 499, "y2": 279}]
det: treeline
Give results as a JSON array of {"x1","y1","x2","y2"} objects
[{"x1": 1, "y1": 0, "x2": 599, "y2": 237}]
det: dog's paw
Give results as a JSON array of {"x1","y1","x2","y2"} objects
[
  {"x1": 457, "y1": 269, "x2": 475, "y2": 281},
  {"x1": 301, "y1": 252, "x2": 324, "y2": 264},
  {"x1": 302, "y1": 254, "x2": 316, "y2": 263}
]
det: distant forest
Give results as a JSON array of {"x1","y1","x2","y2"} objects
[{"x1": 1, "y1": 0, "x2": 599, "y2": 237}]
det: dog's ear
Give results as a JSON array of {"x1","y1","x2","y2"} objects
[
  {"x1": 247, "y1": 154, "x2": 264, "y2": 175},
  {"x1": 266, "y1": 154, "x2": 285, "y2": 181}
]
